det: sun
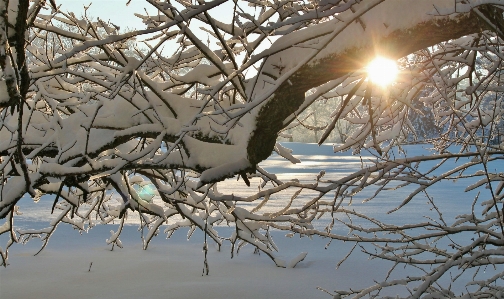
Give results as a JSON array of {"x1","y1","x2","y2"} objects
[{"x1": 367, "y1": 57, "x2": 398, "y2": 87}]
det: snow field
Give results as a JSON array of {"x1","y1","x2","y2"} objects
[{"x1": 1, "y1": 143, "x2": 503, "y2": 298}]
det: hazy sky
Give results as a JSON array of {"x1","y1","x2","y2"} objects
[
  {"x1": 56, "y1": 0, "x2": 155, "y2": 30},
  {"x1": 56, "y1": 0, "x2": 236, "y2": 32}
]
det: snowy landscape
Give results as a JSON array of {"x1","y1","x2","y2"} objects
[
  {"x1": 2, "y1": 143, "x2": 503, "y2": 298},
  {"x1": 2, "y1": 0, "x2": 504, "y2": 298}
]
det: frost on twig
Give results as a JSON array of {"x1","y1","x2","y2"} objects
[{"x1": 1, "y1": 0, "x2": 504, "y2": 297}]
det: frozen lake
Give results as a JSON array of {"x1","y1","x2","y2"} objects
[
  {"x1": 1, "y1": 143, "x2": 502, "y2": 298},
  {"x1": 12, "y1": 142, "x2": 488, "y2": 230}
]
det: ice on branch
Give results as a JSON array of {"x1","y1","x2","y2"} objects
[{"x1": 1, "y1": 0, "x2": 504, "y2": 297}]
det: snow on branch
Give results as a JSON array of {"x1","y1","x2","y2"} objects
[{"x1": 1, "y1": 0, "x2": 504, "y2": 297}]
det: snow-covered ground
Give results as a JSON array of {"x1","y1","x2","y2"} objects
[
  {"x1": 1, "y1": 225, "x2": 392, "y2": 299},
  {"x1": 1, "y1": 143, "x2": 501, "y2": 298}
]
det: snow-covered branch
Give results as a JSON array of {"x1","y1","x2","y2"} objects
[{"x1": 1, "y1": 0, "x2": 504, "y2": 297}]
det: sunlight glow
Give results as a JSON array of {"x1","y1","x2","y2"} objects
[{"x1": 367, "y1": 57, "x2": 398, "y2": 87}]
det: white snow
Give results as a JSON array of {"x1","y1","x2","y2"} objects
[
  {"x1": 4, "y1": 0, "x2": 503, "y2": 296},
  {"x1": 3, "y1": 143, "x2": 502, "y2": 298},
  {"x1": 0, "y1": 227, "x2": 354, "y2": 299},
  {"x1": 0, "y1": 80, "x2": 8, "y2": 103}
]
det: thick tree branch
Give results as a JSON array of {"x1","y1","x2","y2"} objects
[{"x1": 247, "y1": 8, "x2": 488, "y2": 165}]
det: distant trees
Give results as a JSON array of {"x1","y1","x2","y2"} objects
[
  {"x1": 407, "y1": 96, "x2": 440, "y2": 142},
  {"x1": 282, "y1": 97, "x2": 347, "y2": 143},
  {"x1": 1, "y1": 0, "x2": 504, "y2": 297}
]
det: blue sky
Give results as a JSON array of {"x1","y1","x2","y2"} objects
[
  {"x1": 57, "y1": 0, "x2": 155, "y2": 30},
  {"x1": 57, "y1": 0, "x2": 236, "y2": 32}
]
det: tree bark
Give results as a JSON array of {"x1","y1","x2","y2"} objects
[{"x1": 247, "y1": 8, "x2": 493, "y2": 166}]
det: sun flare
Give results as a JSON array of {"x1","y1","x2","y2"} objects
[{"x1": 367, "y1": 57, "x2": 398, "y2": 87}]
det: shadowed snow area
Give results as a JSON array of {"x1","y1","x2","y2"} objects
[
  {"x1": 1, "y1": 225, "x2": 386, "y2": 299},
  {"x1": 1, "y1": 143, "x2": 502, "y2": 298}
]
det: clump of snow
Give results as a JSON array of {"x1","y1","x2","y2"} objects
[
  {"x1": 0, "y1": 81, "x2": 8, "y2": 103},
  {"x1": 199, "y1": 158, "x2": 251, "y2": 184}
]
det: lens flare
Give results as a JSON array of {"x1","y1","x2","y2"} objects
[
  {"x1": 136, "y1": 185, "x2": 156, "y2": 202},
  {"x1": 367, "y1": 57, "x2": 398, "y2": 87}
]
